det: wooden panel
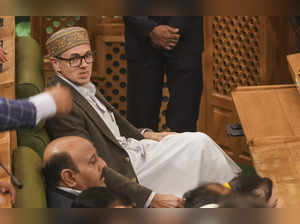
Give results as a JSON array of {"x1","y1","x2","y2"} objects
[
  {"x1": 232, "y1": 85, "x2": 300, "y2": 142},
  {"x1": 0, "y1": 16, "x2": 15, "y2": 208},
  {"x1": 0, "y1": 82, "x2": 14, "y2": 98},
  {"x1": 0, "y1": 133, "x2": 12, "y2": 208},
  {"x1": 0, "y1": 16, "x2": 14, "y2": 38},
  {"x1": 0, "y1": 38, "x2": 15, "y2": 84},
  {"x1": 0, "y1": 132, "x2": 11, "y2": 177},
  {"x1": 249, "y1": 138, "x2": 300, "y2": 207},
  {"x1": 203, "y1": 16, "x2": 295, "y2": 163}
]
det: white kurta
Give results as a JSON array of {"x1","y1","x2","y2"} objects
[
  {"x1": 126, "y1": 132, "x2": 241, "y2": 197},
  {"x1": 59, "y1": 77, "x2": 241, "y2": 197}
]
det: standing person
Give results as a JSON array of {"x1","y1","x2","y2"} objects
[{"x1": 124, "y1": 16, "x2": 204, "y2": 132}]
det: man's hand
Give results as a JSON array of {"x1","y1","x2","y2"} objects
[
  {"x1": 0, "y1": 182, "x2": 16, "y2": 204},
  {"x1": 0, "y1": 48, "x2": 8, "y2": 63},
  {"x1": 150, "y1": 25, "x2": 180, "y2": 51},
  {"x1": 143, "y1": 131, "x2": 178, "y2": 142},
  {"x1": 150, "y1": 194, "x2": 184, "y2": 208},
  {"x1": 46, "y1": 84, "x2": 72, "y2": 115}
]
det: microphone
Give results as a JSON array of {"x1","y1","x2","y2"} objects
[{"x1": 0, "y1": 161, "x2": 23, "y2": 189}]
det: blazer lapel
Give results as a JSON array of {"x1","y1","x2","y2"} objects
[{"x1": 54, "y1": 76, "x2": 123, "y2": 148}]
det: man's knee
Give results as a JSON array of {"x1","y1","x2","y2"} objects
[{"x1": 178, "y1": 132, "x2": 212, "y2": 145}]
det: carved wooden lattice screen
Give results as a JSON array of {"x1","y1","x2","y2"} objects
[
  {"x1": 94, "y1": 17, "x2": 170, "y2": 131},
  {"x1": 204, "y1": 16, "x2": 293, "y2": 163},
  {"x1": 212, "y1": 16, "x2": 261, "y2": 96}
]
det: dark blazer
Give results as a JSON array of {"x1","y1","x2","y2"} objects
[
  {"x1": 46, "y1": 76, "x2": 152, "y2": 207},
  {"x1": 47, "y1": 188, "x2": 77, "y2": 208},
  {"x1": 0, "y1": 97, "x2": 36, "y2": 132},
  {"x1": 123, "y1": 16, "x2": 204, "y2": 61}
]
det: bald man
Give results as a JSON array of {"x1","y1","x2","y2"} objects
[
  {"x1": 43, "y1": 136, "x2": 181, "y2": 208},
  {"x1": 43, "y1": 136, "x2": 107, "y2": 208}
]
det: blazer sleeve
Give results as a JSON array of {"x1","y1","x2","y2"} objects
[
  {"x1": 0, "y1": 97, "x2": 36, "y2": 132},
  {"x1": 123, "y1": 16, "x2": 158, "y2": 43},
  {"x1": 46, "y1": 105, "x2": 92, "y2": 142},
  {"x1": 103, "y1": 167, "x2": 153, "y2": 208}
]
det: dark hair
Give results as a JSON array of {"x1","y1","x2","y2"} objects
[
  {"x1": 71, "y1": 187, "x2": 133, "y2": 208},
  {"x1": 218, "y1": 194, "x2": 268, "y2": 208},
  {"x1": 42, "y1": 152, "x2": 79, "y2": 188},
  {"x1": 229, "y1": 175, "x2": 273, "y2": 201},
  {"x1": 183, "y1": 183, "x2": 231, "y2": 208}
]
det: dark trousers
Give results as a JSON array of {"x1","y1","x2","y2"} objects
[{"x1": 126, "y1": 53, "x2": 203, "y2": 132}]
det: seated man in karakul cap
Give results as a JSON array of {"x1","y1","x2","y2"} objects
[{"x1": 45, "y1": 26, "x2": 242, "y2": 208}]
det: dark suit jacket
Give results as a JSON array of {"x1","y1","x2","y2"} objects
[
  {"x1": 47, "y1": 188, "x2": 77, "y2": 208},
  {"x1": 47, "y1": 167, "x2": 151, "y2": 208},
  {"x1": 0, "y1": 97, "x2": 36, "y2": 132},
  {"x1": 123, "y1": 16, "x2": 204, "y2": 62},
  {"x1": 46, "y1": 76, "x2": 152, "y2": 207}
]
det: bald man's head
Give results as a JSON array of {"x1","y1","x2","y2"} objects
[
  {"x1": 43, "y1": 136, "x2": 107, "y2": 190},
  {"x1": 44, "y1": 136, "x2": 94, "y2": 163}
]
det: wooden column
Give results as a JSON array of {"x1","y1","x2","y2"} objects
[
  {"x1": 203, "y1": 16, "x2": 297, "y2": 163},
  {"x1": 0, "y1": 16, "x2": 15, "y2": 208}
]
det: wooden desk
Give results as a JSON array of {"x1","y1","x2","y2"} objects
[{"x1": 233, "y1": 84, "x2": 300, "y2": 207}]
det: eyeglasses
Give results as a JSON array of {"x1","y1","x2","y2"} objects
[{"x1": 56, "y1": 51, "x2": 95, "y2": 67}]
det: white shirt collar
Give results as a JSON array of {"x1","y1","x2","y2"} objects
[
  {"x1": 57, "y1": 74, "x2": 108, "y2": 113},
  {"x1": 57, "y1": 74, "x2": 96, "y2": 97},
  {"x1": 199, "y1": 203, "x2": 219, "y2": 208},
  {"x1": 58, "y1": 186, "x2": 82, "y2": 196}
]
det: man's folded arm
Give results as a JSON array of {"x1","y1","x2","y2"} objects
[
  {"x1": 123, "y1": 16, "x2": 158, "y2": 42},
  {"x1": 46, "y1": 107, "x2": 91, "y2": 142},
  {"x1": 103, "y1": 167, "x2": 153, "y2": 208}
]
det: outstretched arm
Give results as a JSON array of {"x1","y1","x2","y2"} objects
[{"x1": 0, "y1": 84, "x2": 72, "y2": 132}]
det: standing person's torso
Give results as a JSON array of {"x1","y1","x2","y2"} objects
[{"x1": 124, "y1": 16, "x2": 204, "y2": 61}]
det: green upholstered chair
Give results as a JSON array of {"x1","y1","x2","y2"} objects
[
  {"x1": 13, "y1": 147, "x2": 47, "y2": 208},
  {"x1": 15, "y1": 36, "x2": 50, "y2": 159},
  {"x1": 13, "y1": 37, "x2": 50, "y2": 207}
]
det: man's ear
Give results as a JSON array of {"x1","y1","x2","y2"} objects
[
  {"x1": 61, "y1": 169, "x2": 77, "y2": 188},
  {"x1": 50, "y1": 57, "x2": 61, "y2": 73},
  {"x1": 253, "y1": 188, "x2": 267, "y2": 200}
]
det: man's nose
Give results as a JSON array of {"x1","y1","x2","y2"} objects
[
  {"x1": 80, "y1": 58, "x2": 88, "y2": 67},
  {"x1": 97, "y1": 158, "x2": 107, "y2": 170}
]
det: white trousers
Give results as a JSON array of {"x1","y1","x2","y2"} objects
[{"x1": 125, "y1": 132, "x2": 241, "y2": 197}]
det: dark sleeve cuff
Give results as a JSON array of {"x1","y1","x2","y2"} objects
[{"x1": 103, "y1": 167, "x2": 152, "y2": 208}]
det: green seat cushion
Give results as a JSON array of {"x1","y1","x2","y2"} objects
[
  {"x1": 238, "y1": 163, "x2": 257, "y2": 176},
  {"x1": 15, "y1": 37, "x2": 45, "y2": 131},
  {"x1": 13, "y1": 147, "x2": 47, "y2": 208},
  {"x1": 15, "y1": 36, "x2": 45, "y2": 97},
  {"x1": 17, "y1": 128, "x2": 50, "y2": 159}
]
